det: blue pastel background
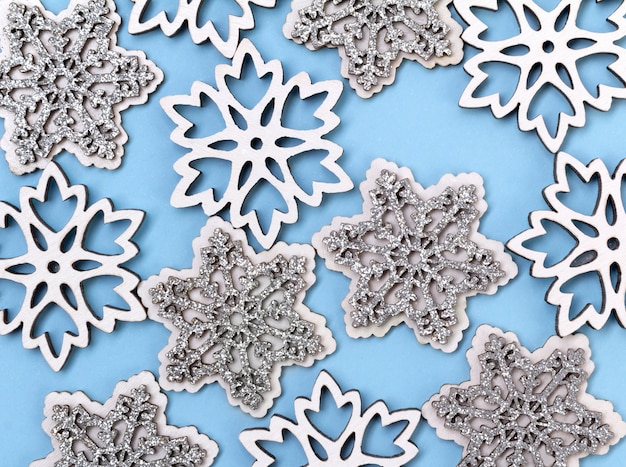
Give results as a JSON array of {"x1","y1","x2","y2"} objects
[{"x1": 2, "y1": 0, "x2": 626, "y2": 464}]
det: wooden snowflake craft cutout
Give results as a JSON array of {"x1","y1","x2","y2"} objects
[
  {"x1": 423, "y1": 325, "x2": 626, "y2": 467},
  {"x1": 0, "y1": 0, "x2": 163, "y2": 174},
  {"x1": 283, "y1": 0, "x2": 463, "y2": 98},
  {"x1": 31, "y1": 371, "x2": 219, "y2": 466},
  {"x1": 162, "y1": 39, "x2": 352, "y2": 249},
  {"x1": 508, "y1": 152, "x2": 626, "y2": 336},
  {"x1": 313, "y1": 159, "x2": 517, "y2": 351},
  {"x1": 240, "y1": 370, "x2": 421, "y2": 466},
  {"x1": 138, "y1": 217, "x2": 336, "y2": 417},
  {"x1": 0, "y1": 162, "x2": 145, "y2": 371},
  {"x1": 128, "y1": 0, "x2": 276, "y2": 57},
  {"x1": 455, "y1": 0, "x2": 626, "y2": 153}
]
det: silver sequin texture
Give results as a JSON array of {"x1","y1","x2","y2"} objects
[
  {"x1": 149, "y1": 228, "x2": 325, "y2": 411},
  {"x1": 323, "y1": 169, "x2": 504, "y2": 345},
  {"x1": 433, "y1": 333, "x2": 614, "y2": 467}
]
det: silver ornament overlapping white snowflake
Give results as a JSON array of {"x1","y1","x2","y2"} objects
[
  {"x1": 138, "y1": 217, "x2": 336, "y2": 417},
  {"x1": 423, "y1": 325, "x2": 626, "y2": 467},
  {"x1": 0, "y1": 162, "x2": 145, "y2": 371},
  {"x1": 0, "y1": 0, "x2": 163, "y2": 174},
  {"x1": 313, "y1": 159, "x2": 517, "y2": 351},
  {"x1": 240, "y1": 370, "x2": 421, "y2": 466},
  {"x1": 455, "y1": 0, "x2": 626, "y2": 153},
  {"x1": 283, "y1": 0, "x2": 464, "y2": 97},
  {"x1": 31, "y1": 371, "x2": 219, "y2": 467},
  {"x1": 128, "y1": 0, "x2": 276, "y2": 57}
]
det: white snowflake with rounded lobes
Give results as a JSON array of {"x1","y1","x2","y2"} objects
[
  {"x1": 455, "y1": 0, "x2": 626, "y2": 153},
  {"x1": 162, "y1": 39, "x2": 352, "y2": 249},
  {"x1": 0, "y1": 0, "x2": 163, "y2": 174},
  {"x1": 240, "y1": 370, "x2": 421, "y2": 466},
  {"x1": 128, "y1": 0, "x2": 276, "y2": 57},
  {"x1": 508, "y1": 152, "x2": 626, "y2": 336},
  {"x1": 423, "y1": 325, "x2": 626, "y2": 467},
  {"x1": 0, "y1": 162, "x2": 145, "y2": 371}
]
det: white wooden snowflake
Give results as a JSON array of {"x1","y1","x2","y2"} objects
[
  {"x1": 138, "y1": 217, "x2": 336, "y2": 417},
  {"x1": 283, "y1": 0, "x2": 463, "y2": 97},
  {"x1": 0, "y1": 162, "x2": 145, "y2": 371},
  {"x1": 31, "y1": 371, "x2": 219, "y2": 467},
  {"x1": 240, "y1": 370, "x2": 421, "y2": 466},
  {"x1": 313, "y1": 159, "x2": 517, "y2": 351},
  {"x1": 128, "y1": 0, "x2": 276, "y2": 57},
  {"x1": 0, "y1": 0, "x2": 163, "y2": 174},
  {"x1": 423, "y1": 325, "x2": 626, "y2": 467},
  {"x1": 455, "y1": 0, "x2": 626, "y2": 153},
  {"x1": 162, "y1": 39, "x2": 352, "y2": 249}
]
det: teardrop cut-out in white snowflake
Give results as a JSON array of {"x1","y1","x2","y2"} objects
[
  {"x1": 162, "y1": 39, "x2": 352, "y2": 249},
  {"x1": 422, "y1": 324, "x2": 626, "y2": 467},
  {"x1": 0, "y1": 161, "x2": 145, "y2": 371},
  {"x1": 31, "y1": 371, "x2": 219, "y2": 467},
  {"x1": 313, "y1": 158, "x2": 517, "y2": 351},
  {"x1": 240, "y1": 370, "x2": 421, "y2": 466},
  {"x1": 0, "y1": 0, "x2": 163, "y2": 174},
  {"x1": 138, "y1": 217, "x2": 336, "y2": 417},
  {"x1": 128, "y1": 0, "x2": 276, "y2": 57},
  {"x1": 283, "y1": 0, "x2": 464, "y2": 98},
  {"x1": 455, "y1": 0, "x2": 626, "y2": 153}
]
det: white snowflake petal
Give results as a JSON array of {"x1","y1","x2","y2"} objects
[
  {"x1": 162, "y1": 39, "x2": 352, "y2": 249},
  {"x1": 0, "y1": 162, "x2": 145, "y2": 371},
  {"x1": 423, "y1": 325, "x2": 626, "y2": 467},
  {"x1": 240, "y1": 370, "x2": 421, "y2": 466},
  {"x1": 138, "y1": 217, "x2": 336, "y2": 417},
  {"x1": 128, "y1": 0, "x2": 276, "y2": 57},
  {"x1": 31, "y1": 371, "x2": 219, "y2": 467},
  {"x1": 455, "y1": 0, "x2": 626, "y2": 153}
]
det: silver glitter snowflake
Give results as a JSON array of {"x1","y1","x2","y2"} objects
[
  {"x1": 284, "y1": 0, "x2": 463, "y2": 97},
  {"x1": 0, "y1": 0, "x2": 163, "y2": 174},
  {"x1": 139, "y1": 218, "x2": 335, "y2": 417},
  {"x1": 313, "y1": 159, "x2": 516, "y2": 351},
  {"x1": 423, "y1": 325, "x2": 626, "y2": 467},
  {"x1": 32, "y1": 371, "x2": 219, "y2": 466}
]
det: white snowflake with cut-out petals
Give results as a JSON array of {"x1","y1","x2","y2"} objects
[
  {"x1": 128, "y1": 0, "x2": 276, "y2": 57},
  {"x1": 162, "y1": 39, "x2": 352, "y2": 249},
  {"x1": 240, "y1": 370, "x2": 421, "y2": 466},
  {"x1": 508, "y1": 152, "x2": 626, "y2": 336},
  {"x1": 0, "y1": 162, "x2": 145, "y2": 371},
  {"x1": 455, "y1": 0, "x2": 626, "y2": 152}
]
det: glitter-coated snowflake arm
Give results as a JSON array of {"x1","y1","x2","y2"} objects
[
  {"x1": 31, "y1": 371, "x2": 219, "y2": 466},
  {"x1": 240, "y1": 370, "x2": 421, "y2": 466},
  {"x1": 162, "y1": 39, "x2": 352, "y2": 249},
  {"x1": 128, "y1": 0, "x2": 276, "y2": 57},
  {"x1": 422, "y1": 325, "x2": 626, "y2": 467},
  {"x1": 455, "y1": 0, "x2": 626, "y2": 153}
]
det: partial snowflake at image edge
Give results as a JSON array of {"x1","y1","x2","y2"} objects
[
  {"x1": 283, "y1": 0, "x2": 464, "y2": 98},
  {"x1": 138, "y1": 217, "x2": 336, "y2": 417},
  {"x1": 313, "y1": 158, "x2": 517, "y2": 352},
  {"x1": 0, "y1": 0, "x2": 163, "y2": 174},
  {"x1": 31, "y1": 371, "x2": 219, "y2": 467},
  {"x1": 422, "y1": 325, "x2": 626, "y2": 467}
]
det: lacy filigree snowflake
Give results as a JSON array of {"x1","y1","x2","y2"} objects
[
  {"x1": 138, "y1": 217, "x2": 335, "y2": 417},
  {"x1": 508, "y1": 152, "x2": 626, "y2": 336},
  {"x1": 283, "y1": 0, "x2": 463, "y2": 97},
  {"x1": 162, "y1": 39, "x2": 352, "y2": 249},
  {"x1": 0, "y1": 0, "x2": 163, "y2": 174},
  {"x1": 31, "y1": 371, "x2": 219, "y2": 466},
  {"x1": 455, "y1": 0, "x2": 626, "y2": 153},
  {"x1": 128, "y1": 0, "x2": 276, "y2": 57},
  {"x1": 423, "y1": 325, "x2": 626, "y2": 467},
  {"x1": 0, "y1": 162, "x2": 145, "y2": 371},
  {"x1": 240, "y1": 370, "x2": 421, "y2": 466},
  {"x1": 313, "y1": 159, "x2": 517, "y2": 351}
]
